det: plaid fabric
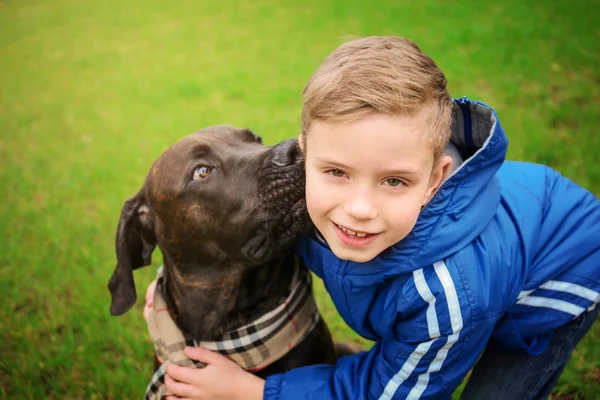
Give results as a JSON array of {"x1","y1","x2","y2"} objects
[{"x1": 144, "y1": 257, "x2": 320, "y2": 400}]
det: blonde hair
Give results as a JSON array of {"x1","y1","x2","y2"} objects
[{"x1": 301, "y1": 36, "x2": 452, "y2": 161}]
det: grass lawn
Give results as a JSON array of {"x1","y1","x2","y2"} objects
[{"x1": 1, "y1": 0, "x2": 598, "y2": 398}]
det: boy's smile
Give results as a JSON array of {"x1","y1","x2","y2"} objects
[
  {"x1": 333, "y1": 222, "x2": 380, "y2": 248},
  {"x1": 302, "y1": 111, "x2": 450, "y2": 263}
]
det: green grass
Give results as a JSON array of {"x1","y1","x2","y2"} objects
[{"x1": 1, "y1": 0, "x2": 599, "y2": 398}]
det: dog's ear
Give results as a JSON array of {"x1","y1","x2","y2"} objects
[{"x1": 108, "y1": 190, "x2": 156, "y2": 316}]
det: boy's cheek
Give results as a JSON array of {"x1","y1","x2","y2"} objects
[
  {"x1": 304, "y1": 173, "x2": 321, "y2": 205},
  {"x1": 305, "y1": 178, "x2": 331, "y2": 210},
  {"x1": 305, "y1": 193, "x2": 325, "y2": 220},
  {"x1": 305, "y1": 192, "x2": 331, "y2": 226}
]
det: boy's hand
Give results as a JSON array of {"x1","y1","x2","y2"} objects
[
  {"x1": 165, "y1": 346, "x2": 265, "y2": 400},
  {"x1": 143, "y1": 279, "x2": 157, "y2": 323}
]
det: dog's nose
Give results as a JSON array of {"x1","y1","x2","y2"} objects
[{"x1": 271, "y1": 139, "x2": 302, "y2": 167}]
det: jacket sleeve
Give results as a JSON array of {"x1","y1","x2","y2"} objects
[
  {"x1": 531, "y1": 165, "x2": 600, "y2": 276},
  {"x1": 264, "y1": 261, "x2": 496, "y2": 400}
]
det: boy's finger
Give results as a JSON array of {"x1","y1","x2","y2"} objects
[
  {"x1": 184, "y1": 346, "x2": 233, "y2": 367},
  {"x1": 164, "y1": 373, "x2": 202, "y2": 398},
  {"x1": 166, "y1": 363, "x2": 204, "y2": 385},
  {"x1": 145, "y1": 280, "x2": 157, "y2": 303}
]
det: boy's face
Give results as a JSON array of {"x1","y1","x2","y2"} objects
[{"x1": 302, "y1": 112, "x2": 451, "y2": 263}]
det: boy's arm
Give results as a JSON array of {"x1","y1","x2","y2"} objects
[
  {"x1": 264, "y1": 262, "x2": 495, "y2": 400},
  {"x1": 264, "y1": 317, "x2": 494, "y2": 400},
  {"x1": 532, "y1": 165, "x2": 600, "y2": 274}
]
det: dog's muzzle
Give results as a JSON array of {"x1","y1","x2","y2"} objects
[{"x1": 241, "y1": 141, "x2": 309, "y2": 262}]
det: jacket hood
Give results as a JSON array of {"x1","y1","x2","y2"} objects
[{"x1": 347, "y1": 98, "x2": 508, "y2": 276}]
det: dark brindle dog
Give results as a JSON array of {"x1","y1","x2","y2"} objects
[{"x1": 108, "y1": 126, "x2": 336, "y2": 393}]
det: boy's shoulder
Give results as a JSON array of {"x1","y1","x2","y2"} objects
[{"x1": 497, "y1": 161, "x2": 552, "y2": 197}]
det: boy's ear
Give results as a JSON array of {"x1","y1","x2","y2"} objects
[
  {"x1": 298, "y1": 133, "x2": 305, "y2": 152},
  {"x1": 423, "y1": 155, "x2": 453, "y2": 206}
]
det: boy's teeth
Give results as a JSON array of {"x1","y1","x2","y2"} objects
[{"x1": 337, "y1": 224, "x2": 368, "y2": 237}]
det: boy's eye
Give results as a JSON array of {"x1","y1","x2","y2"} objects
[
  {"x1": 329, "y1": 169, "x2": 345, "y2": 178},
  {"x1": 384, "y1": 178, "x2": 404, "y2": 187}
]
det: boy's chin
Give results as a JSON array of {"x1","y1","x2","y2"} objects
[{"x1": 329, "y1": 245, "x2": 379, "y2": 264}]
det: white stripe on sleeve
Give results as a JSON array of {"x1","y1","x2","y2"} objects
[
  {"x1": 379, "y1": 260, "x2": 464, "y2": 400},
  {"x1": 434, "y1": 261, "x2": 464, "y2": 333},
  {"x1": 378, "y1": 339, "x2": 437, "y2": 400},
  {"x1": 540, "y1": 280, "x2": 600, "y2": 303},
  {"x1": 406, "y1": 331, "x2": 461, "y2": 400},
  {"x1": 517, "y1": 295, "x2": 585, "y2": 315},
  {"x1": 518, "y1": 289, "x2": 534, "y2": 300},
  {"x1": 413, "y1": 268, "x2": 440, "y2": 339}
]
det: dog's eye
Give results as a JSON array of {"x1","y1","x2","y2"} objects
[{"x1": 192, "y1": 166, "x2": 212, "y2": 180}]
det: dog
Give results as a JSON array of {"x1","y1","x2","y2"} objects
[{"x1": 108, "y1": 125, "x2": 337, "y2": 396}]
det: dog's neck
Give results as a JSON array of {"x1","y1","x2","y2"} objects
[{"x1": 160, "y1": 252, "x2": 297, "y2": 341}]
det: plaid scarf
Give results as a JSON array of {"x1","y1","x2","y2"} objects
[{"x1": 144, "y1": 258, "x2": 320, "y2": 400}]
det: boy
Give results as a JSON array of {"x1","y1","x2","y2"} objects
[{"x1": 163, "y1": 36, "x2": 600, "y2": 399}]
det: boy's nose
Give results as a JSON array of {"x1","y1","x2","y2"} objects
[{"x1": 343, "y1": 190, "x2": 378, "y2": 220}]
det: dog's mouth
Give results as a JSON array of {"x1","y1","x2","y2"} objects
[
  {"x1": 242, "y1": 197, "x2": 310, "y2": 262},
  {"x1": 241, "y1": 167, "x2": 310, "y2": 262}
]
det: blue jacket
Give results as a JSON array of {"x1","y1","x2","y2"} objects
[{"x1": 263, "y1": 99, "x2": 600, "y2": 400}]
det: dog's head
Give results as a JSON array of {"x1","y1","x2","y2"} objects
[{"x1": 108, "y1": 125, "x2": 310, "y2": 316}]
